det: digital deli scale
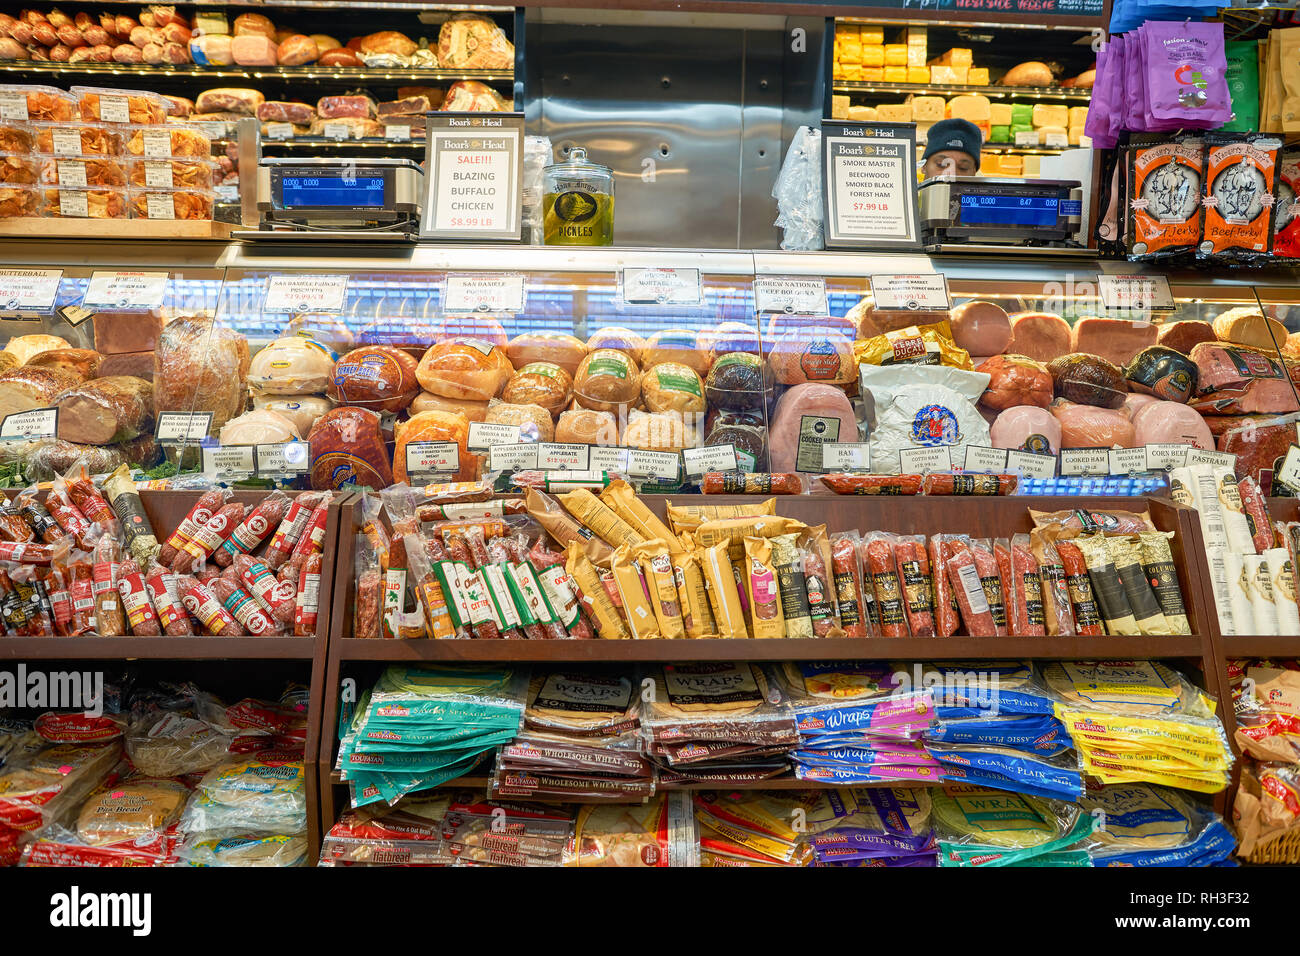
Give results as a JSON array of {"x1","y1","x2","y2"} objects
[
  {"x1": 918, "y1": 177, "x2": 1085, "y2": 252},
  {"x1": 242, "y1": 158, "x2": 424, "y2": 241}
]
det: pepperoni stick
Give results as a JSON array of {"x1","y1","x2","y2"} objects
[
  {"x1": 160, "y1": 489, "x2": 226, "y2": 566},
  {"x1": 263, "y1": 492, "x2": 325, "y2": 569},
  {"x1": 830, "y1": 532, "x2": 867, "y2": 639},
  {"x1": 929, "y1": 535, "x2": 961, "y2": 637},
  {"x1": 970, "y1": 538, "x2": 1008, "y2": 636},
  {"x1": 894, "y1": 535, "x2": 936, "y2": 638},
  {"x1": 1238, "y1": 477, "x2": 1273, "y2": 554},
  {"x1": 820, "y1": 474, "x2": 924, "y2": 496},
  {"x1": 294, "y1": 552, "x2": 323, "y2": 637},
  {"x1": 444, "y1": 530, "x2": 500, "y2": 640},
  {"x1": 116, "y1": 557, "x2": 161, "y2": 635},
  {"x1": 921, "y1": 473, "x2": 1018, "y2": 496},
  {"x1": 1009, "y1": 534, "x2": 1045, "y2": 636},
  {"x1": 701, "y1": 472, "x2": 804, "y2": 495},
  {"x1": 863, "y1": 534, "x2": 907, "y2": 637},
  {"x1": 941, "y1": 535, "x2": 996, "y2": 636},
  {"x1": 215, "y1": 491, "x2": 290, "y2": 567},
  {"x1": 145, "y1": 562, "x2": 193, "y2": 636}
]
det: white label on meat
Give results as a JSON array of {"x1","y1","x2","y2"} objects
[
  {"x1": 144, "y1": 162, "x2": 174, "y2": 188},
  {"x1": 962, "y1": 445, "x2": 1008, "y2": 474},
  {"x1": 467, "y1": 421, "x2": 521, "y2": 452},
  {"x1": 202, "y1": 445, "x2": 255, "y2": 480},
  {"x1": 1059, "y1": 448, "x2": 1110, "y2": 476},
  {"x1": 1276, "y1": 445, "x2": 1300, "y2": 494},
  {"x1": 869, "y1": 273, "x2": 950, "y2": 311},
  {"x1": 627, "y1": 449, "x2": 680, "y2": 480},
  {"x1": 1096, "y1": 274, "x2": 1174, "y2": 312},
  {"x1": 322, "y1": 122, "x2": 350, "y2": 141},
  {"x1": 822, "y1": 442, "x2": 871, "y2": 471},
  {"x1": 620, "y1": 268, "x2": 703, "y2": 306},
  {"x1": 444, "y1": 274, "x2": 525, "y2": 313},
  {"x1": 84, "y1": 270, "x2": 169, "y2": 311},
  {"x1": 955, "y1": 563, "x2": 991, "y2": 615},
  {"x1": 0, "y1": 406, "x2": 57, "y2": 441},
  {"x1": 1006, "y1": 449, "x2": 1056, "y2": 479},
  {"x1": 1185, "y1": 449, "x2": 1237, "y2": 470},
  {"x1": 589, "y1": 445, "x2": 630, "y2": 473},
  {"x1": 406, "y1": 441, "x2": 460, "y2": 478},
  {"x1": 0, "y1": 92, "x2": 27, "y2": 121},
  {"x1": 57, "y1": 190, "x2": 90, "y2": 217},
  {"x1": 263, "y1": 273, "x2": 348, "y2": 314},
  {"x1": 155, "y1": 410, "x2": 213, "y2": 443},
  {"x1": 1144, "y1": 443, "x2": 1189, "y2": 472},
  {"x1": 752, "y1": 276, "x2": 827, "y2": 315},
  {"x1": 488, "y1": 443, "x2": 538, "y2": 471},
  {"x1": 1045, "y1": 132, "x2": 1069, "y2": 148},
  {"x1": 384, "y1": 124, "x2": 411, "y2": 141},
  {"x1": 536, "y1": 443, "x2": 590, "y2": 471},
  {"x1": 98, "y1": 96, "x2": 130, "y2": 124},
  {"x1": 264, "y1": 123, "x2": 294, "y2": 141},
  {"x1": 482, "y1": 564, "x2": 522, "y2": 629},
  {"x1": 899, "y1": 445, "x2": 951, "y2": 474},
  {"x1": 56, "y1": 161, "x2": 87, "y2": 188},
  {"x1": 51, "y1": 130, "x2": 81, "y2": 156},
  {"x1": 0, "y1": 269, "x2": 62, "y2": 313},
  {"x1": 193, "y1": 11, "x2": 229, "y2": 35},
  {"x1": 1108, "y1": 446, "x2": 1148, "y2": 476},
  {"x1": 796, "y1": 415, "x2": 841, "y2": 473},
  {"x1": 145, "y1": 193, "x2": 175, "y2": 220},
  {"x1": 1014, "y1": 129, "x2": 1040, "y2": 147},
  {"x1": 255, "y1": 441, "x2": 310, "y2": 475},
  {"x1": 142, "y1": 129, "x2": 173, "y2": 158},
  {"x1": 683, "y1": 443, "x2": 738, "y2": 477}
]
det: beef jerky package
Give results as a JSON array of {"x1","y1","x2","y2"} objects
[
  {"x1": 1274, "y1": 148, "x2": 1299, "y2": 262},
  {"x1": 1198, "y1": 133, "x2": 1284, "y2": 265},
  {"x1": 1127, "y1": 136, "x2": 1205, "y2": 261}
]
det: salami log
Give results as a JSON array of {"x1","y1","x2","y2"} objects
[
  {"x1": 819, "y1": 474, "x2": 923, "y2": 495},
  {"x1": 54, "y1": 375, "x2": 154, "y2": 445},
  {"x1": 970, "y1": 538, "x2": 1008, "y2": 636},
  {"x1": 863, "y1": 534, "x2": 907, "y2": 637},
  {"x1": 894, "y1": 535, "x2": 936, "y2": 638},
  {"x1": 929, "y1": 535, "x2": 961, "y2": 637},
  {"x1": 830, "y1": 532, "x2": 867, "y2": 639}
]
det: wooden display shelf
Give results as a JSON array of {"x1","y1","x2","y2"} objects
[
  {"x1": 327, "y1": 771, "x2": 929, "y2": 791},
  {"x1": 0, "y1": 636, "x2": 316, "y2": 660},
  {"x1": 0, "y1": 218, "x2": 233, "y2": 240}
]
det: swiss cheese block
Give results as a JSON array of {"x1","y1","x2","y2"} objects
[
  {"x1": 831, "y1": 95, "x2": 850, "y2": 120},
  {"x1": 1021, "y1": 154, "x2": 1042, "y2": 177},
  {"x1": 883, "y1": 66, "x2": 909, "y2": 83},
  {"x1": 1068, "y1": 106, "x2": 1089, "y2": 127},
  {"x1": 859, "y1": 26, "x2": 884, "y2": 44},
  {"x1": 931, "y1": 66, "x2": 968, "y2": 85},
  {"x1": 1031, "y1": 104, "x2": 1069, "y2": 128},
  {"x1": 947, "y1": 94, "x2": 991, "y2": 123},
  {"x1": 989, "y1": 103, "x2": 1013, "y2": 126},
  {"x1": 1038, "y1": 125, "x2": 1068, "y2": 143},
  {"x1": 967, "y1": 68, "x2": 989, "y2": 85},
  {"x1": 930, "y1": 48, "x2": 973, "y2": 67},
  {"x1": 908, "y1": 95, "x2": 945, "y2": 121},
  {"x1": 847, "y1": 105, "x2": 879, "y2": 122},
  {"x1": 1068, "y1": 126, "x2": 1088, "y2": 146},
  {"x1": 903, "y1": 26, "x2": 928, "y2": 47},
  {"x1": 884, "y1": 44, "x2": 908, "y2": 66},
  {"x1": 907, "y1": 46, "x2": 927, "y2": 67},
  {"x1": 876, "y1": 103, "x2": 913, "y2": 122},
  {"x1": 861, "y1": 45, "x2": 885, "y2": 67},
  {"x1": 907, "y1": 67, "x2": 930, "y2": 84}
]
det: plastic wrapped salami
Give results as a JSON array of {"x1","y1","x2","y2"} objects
[
  {"x1": 1006, "y1": 534, "x2": 1045, "y2": 637},
  {"x1": 1050, "y1": 537, "x2": 1103, "y2": 636},
  {"x1": 861, "y1": 532, "x2": 907, "y2": 637},
  {"x1": 235, "y1": 554, "x2": 296, "y2": 626},
  {"x1": 116, "y1": 557, "x2": 161, "y2": 635},
  {"x1": 65, "y1": 468, "x2": 116, "y2": 533},
  {"x1": 829, "y1": 531, "x2": 868, "y2": 639},
  {"x1": 46, "y1": 477, "x2": 95, "y2": 550},
  {"x1": 212, "y1": 576, "x2": 277, "y2": 635},
  {"x1": 91, "y1": 532, "x2": 126, "y2": 636},
  {"x1": 1074, "y1": 534, "x2": 1139, "y2": 635},
  {"x1": 172, "y1": 501, "x2": 245, "y2": 573},
  {"x1": 66, "y1": 553, "x2": 95, "y2": 635},
  {"x1": 216, "y1": 490, "x2": 291, "y2": 567},
  {"x1": 102, "y1": 464, "x2": 161, "y2": 567},
  {"x1": 14, "y1": 488, "x2": 66, "y2": 546},
  {"x1": 1029, "y1": 530, "x2": 1075, "y2": 637},
  {"x1": 1237, "y1": 476, "x2": 1273, "y2": 554},
  {"x1": 929, "y1": 534, "x2": 961, "y2": 638},
  {"x1": 264, "y1": 492, "x2": 325, "y2": 569},
  {"x1": 894, "y1": 535, "x2": 936, "y2": 638},
  {"x1": 939, "y1": 534, "x2": 996, "y2": 637},
  {"x1": 967, "y1": 538, "x2": 1008, "y2": 636},
  {"x1": 176, "y1": 573, "x2": 240, "y2": 636},
  {"x1": 144, "y1": 561, "x2": 192, "y2": 636},
  {"x1": 159, "y1": 487, "x2": 227, "y2": 567}
]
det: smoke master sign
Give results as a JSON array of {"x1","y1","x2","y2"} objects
[{"x1": 822, "y1": 120, "x2": 921, "y2": 251}]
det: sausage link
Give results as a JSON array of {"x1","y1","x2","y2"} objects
[
  {"x1": 264, "y1": 492, "x2": 325, "y2": 569},
  {"x1": 294, "y1": 552, "x2": 322, "y2": 637},
  {"x1": 145, "y1": 562, "x2": 192, "y2": 636},
  {"x1": 929, "y1": 535, "x2": 961, "y2": 637},
  {"x1": 116, "y1": 557, "x2": 161, "y2": 635},
  {"x1": 943, "y1": 537, "x2": 997, "y2": 636},
  {"x1": 526, "y1": 538, "x2": 589, "y2": 639},
  {"x1": 160, "y1": 488, "x2": 224, "y2": 566},
  {"x1": 803, "y1": 547, "x2": 836, "y2": 637},
  {"x1": 178, "y1": 575, "x2": 241, "y2": 636},
  {"x1": 214, "y1": 491, "x2": 290, "y2": 567},
  {"x1": 16, "y1": 495, "x2": 66, "y2": 546},
  {"x1": 212, "y1": 577, "x2": 277, "y2": 635},
  {"x1": 235, "y1": 554, "x2": 297, "y2": 626},
  {"x1": 46, "y1": 489, "x2": 93, "y2": 550},
  {"x1": 1008, "y1": 540, "x2": 1045, "y2": 636},
  {"x1": 444, "y1": 530, "x2": 500, "y2": 640},
  {"x1": 830, "y1": 534, "x2": 867, "y2": 639},
  {"x1": 1054, "y1": 540, "x2": 1103, "y2": 636},
  {"x1": 970, "y1": 540, "x2": 1008, "y2": 636},
  {"x1": 1238, "y1": 476, "x2": 1273, "y2": 553},
  {"x1": 701, "y1": 472, "x2": 803, "y2": 495},
  {"x1": 172, "y1": 502, "x2": 245, "y2": 573},
  {"x1": 894, "y1": 537, "x2": 936, "y2": 638},
  {"x1": 921, "y1": 473, "x2": 1019, "y2": 495},
  {"x1": 67, "y1": 560, "x2": 95, "y2": 636},
  {"x1": 820, "y1": 474, "x2": 924, "y2": 496},
  {"x1": 864, "y1": 538, "x2": 907, "y2": 637},
  {"x1": 67, "y1": 475, "x2": 116, "y2": 530}
]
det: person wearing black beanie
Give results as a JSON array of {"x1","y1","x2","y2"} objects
[{"x1": 921, "y1": 118, "x2": 982, "y2": 179}]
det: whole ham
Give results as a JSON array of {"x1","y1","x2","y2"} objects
[
  {"x1": 1051, "y1": 401, "x2": 1136, "y2": 449},
  {"x1": 1190, "y1": 342, "x2": 1300, "y2": 414},
  {"x1": 1131, "y1": 401, "x2": 1213, "y2": 449},
  {"x1": 1157, "y1": 320, "x2": 1217, "y2": 355},
  {"x1": 1006, "y1": 312, "x2": 1070, "y2": 363},
  {"x1": 1069, "y1": 317, "x2": 1158, "y2": 367},
  {"x1": 950, "y1": 300, "x2": 1011, "y2": 356},
  {"x1": 990, "y1": 405, "x2": 1062, "y2": 454},
  {"x1": 977, "y1": 354, "x2": 1052, "y2": 410},
  {"x1": 769, "y1": 382, "x2": 856, "y2": 473}
]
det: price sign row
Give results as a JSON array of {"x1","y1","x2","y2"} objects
[{"x1": 201, "y1": 441, "x2": 310, "y2": 481}]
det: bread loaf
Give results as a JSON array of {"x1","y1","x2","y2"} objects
[
  {"x1": 277, "y1": 35, "x2": 318, "y2": 65},
  {"x1": 233, "y1": 13, "x2": 276, "y2": 39},
  {"x1": 54, "y1": 375, "x2": 154, "y2": 445},
  {"x1": 154, "y1": 316, "x2": 249, "y2": 433},
  {"x1": 641, "y1": 362, "x2": 705, "y2": 415},
  {"x1": 1001, "y1": 61, "x2": 1054, "y2": 87}
]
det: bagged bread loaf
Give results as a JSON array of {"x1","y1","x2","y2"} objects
[
  {"x1": 415, "y1": 340, "x2": 513, "y2": 402},
  {"x1": 485, "y1": 402, "x2": 553, "y2": 443},
  {"x1": 154, "y1": 316, "x2": 249, "y2": 434},
  {"x1": 555, "y1": 408, "x2": 618, "y2": 445},
  {"x1": 248, "y1": 337, "x2": 337, "y2": 395},
  {"x1": 54, "y1": 375, "x2": 154, "y2": 444},
  {"x1": 393, "y1": 410, "x2": 473, "y2": 484},
  {"x1": 501, "y1": 362, "x2": 572, "y2": 417},
  {"x1": 573, "y1": 348, "x2": 640, "y2": 413}
]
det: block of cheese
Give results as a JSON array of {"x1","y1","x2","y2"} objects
[
  {"x1": 1068, "y1": 106, "x2": 1089, "y2": 127},
  {"x1": 1010, "y1": 103, "x2": 1033, "y2": 126},
  {"x1": 847, "y1": 105, "x2": 879, "y2": 122},
  {"x1": 831, "y1": 95, "x2": 850, "y2": 120},
  {"x1": 908, "y1": 67, "x2": 930, "y2": 84},
  {"x1": 998, "y1": 155, "x2": 1023, "y2": 176},
  {"x1": 908, "y1": 47, "x2": 927, "y2": 67},
  {"x1": 859, "y1": 26, "x2": 884, "y2": 45},
  {"x1": 903, "y1": 27, "x2": 927, "y2": 46},
  {"x1": 979, "y1": 154, "x2": 1001, "y2": 176},
  {"x1": 883, "y1": 66, "x2": 909, "y2": 83},
  {"x1": 931, "y1": 66, "x2": 968, "y2": 85},
  {"x1": 1010, "y1": 124, "x2": 1036, "y2": 143},
  {"x1": 1021, "y1": 154, "x2": 1042, "y2": 177},
  {"x1": 909, "y1": 95, "x2": 945, "y2": 121},
  {"x1": 861, "y1": 45, "x2": 885, "y2": 67},
  {"x1": 838, "y1": 38, "x2": 862, "y2": 64},
  {"x1": 1038, "y1": 125, "x2": 1068, "y2": 145},
  {"x1": 1068, "y1": 126, "x2": 1085, "y2": 145},
  {"x1": 914, "y1": 120, "x2": 934, "y2": 143},
  {"x1": 989, "y1": 103, "x2": 1013, "y2": 126},
  {"x1": 948, "y1": 94, "x2": 991, "y2": 123},
  {"x1": 990, "y1": 125, "x2": 1010, "y2": 143},
  {"x1": 930, "y1": 48, "x2": 972, "y2": 67},
  {"x1": 877, "y1": 103, "x2": 913, "y2": 122},
  {"x1": 884, "y1": 44, "x2": 908, "y2": 66},
  {"x1": 1032, "y1": 104, "x2": 1069, "y2": 128},
  {"x1": 967, "y1": 68, "x2": 989, "y2": 85},
  {"x1": 861, "y1": 67, "x2": 884, "y2": 81}
]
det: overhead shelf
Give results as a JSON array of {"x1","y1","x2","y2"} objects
[
  {"x1": 328, "y1": 771, "x2": 931, "y2": 790},
  {"x1": 261, "y1": 136, "x2": 427, "y2": 148},
  {"x1": 0, "y1": 636, "x2": 318, "y2": 660},
  {"x1": 0, "y1": 62, "x2": 512, "y2": 84},
  {"x1": 833, "y1": 80, "x2": 1091, "y2": 101}
]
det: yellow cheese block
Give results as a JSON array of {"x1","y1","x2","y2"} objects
[
  {"x1": 908, "y1": 67, "x2": 930, "y2": 84},
  {"x1": 1038, "y1": 125, "x2": 1068, "y2": 145},
  {"x1": 930, "y1": 48, "x2": 973, "y2": 67},
  {"x1": 884, "y1": 44, "x2": 908, "y2": 66},
  {"x1": 1068, "y1": 106, "x2": 1089, "y2": 127},
  {"x1": 908, "y1": 95, "x2": 945, "y2": 121},
  {"x1": 914, "y1": 120, "x2": 935, "y2": 143},
  {"x1": 860, "y1": 67, "x2": 885, "y2": 81},
  {"x1": 1032, "y1": 104, "x2": 1069, "y2": 128},
  {"x1": 931, "y1": 66, "x2": 969, "y2": 85},
  {"x1": 966, "y1": 68, "x2": 989, "y2": 86},
  {"x1": 989, "y1": 103, "x2": 1013, "y2": 126},
  {"x1": 831, "y1": 95, "x2": 850, "y2": 120},
  {"x1": 907, "y1": 46, "x2": 927, "y2": 67},
  {"x1": 861, "y1": 45, "x2": 885, "y2": 67},
  {"x1": 839, "y1": 39, "x2": 863, "y2": 64},
  {"x1": 877, "y1": 103, "x2": 913, "y2": 123},
  {"x1": 1021, "y1": 154, "x2": 1042, "y2": 177},
  {"x1": 1068, "y1": 125, "x2": 1086, "y2": 145},
  {"x1": 859, "y1": 26, "x2": 884, "y2": 45},
  {"x1": 903, "y1": 26, "x2": 928, "y2": 47},
  {"x1": 979, "y1": 153, "x2": 1001, "y2": 176},
  {"x1": 848, "y1": 105, "x2": 879, "y2": 122},
  {"x1": 883, "y1": 66, "x2": 909, "y2": 83},
  {"x1": 998, "y1": 155, "x2": 1024, "y2": 176},
  {"x1": 947, "y1": 94, "x2": 992, "y2": 123}
]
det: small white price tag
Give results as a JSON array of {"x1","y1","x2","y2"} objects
[
  {"x1": 869, "y1": 273, "x2": 950, "y2": 311},
  {"x1": 1059, "y1": 448, "x2": 1111, "y2": 476},
  {"x1": 155, "y1": 411, "x2": 213, "y2": 443},
  {"x1": 1096, "y1": 274, "x2": 1174, "y2": 312},
  {"x1": 142, "y1": 129, "x2": 173, "y2": 158},
  {"x1": 899, "y1": 445, "x2": 951, "y2": 473},
  {"x1": 1006, "y1": 449, "x2": 1057, "y2": 479},
  {"x1": 384, "y1": 124, "x2": 411, "y2": 142},
  {"x1": 145, "y1": 193, "x2": 175, "y2": 220},
  {"x1": 255, "y1": 441, "x2": 310, "y2": 475},
  {"x1": 58, "y1": 191, "x2": 88, "y2": 218},
  {"x1": 83, "y1": 270, "x2": 169, "y2": 311},
  {"x1": 444, "y1": 274, "x2": 525, "y2": 313},
  {"x1": 406, "y1": 441, "x2": 461, "y2": 478},
  {"x1": 1145, "y1": 443, "x2": 1189, "y2": 472},
  {"x1": 1185, "y1": 449, "x2": 1237, "y2": 470},
  {"x1": 1014, "y1": 129, "x2": 1040, "y2": 147},
  {"x1": 0, "y1": 407, "x2": 57, "y2": 440},
  {"x1": 51, "y1": 130, "x2": 80, "y2": 156},
  {"x1": 0, "y1": 91, "x2": 27, "y2": 122},
  {"x1": 489, "y1": 443, "x2": 538, "y2": 471},
  {"x1": 56, "y1": 160, "x2": 87, "y2": 188},
  {"x1": 1277, "y1": 445, "x2": 1300, "y2": 494},
  {"x1": 1044, "y1": 132, "x2": 1069, "y2": 148},
  {"x1": 962, "y1": 445, "x2": 1009, "y2": 473},
  {"x1": 627, "y1": 449, "x2": 680, "y2": 480},
  {"x1": 98, "y1": 95, "x2": 129, "y2": 124},
  {"x1": 1108, "y1": 446, "x2": 1148, "y2": 475},
  {"x1": 144, "y1": 162, "x2": 174, "y2": 188},
  {"x1": 202, "y1": 445, "x2": 255, "y2": 480},
  {"x1": 264, "y1": 123, "x2": 294, "y2": 141},
  {"x1": 263, "y1": 274, "x2": 348, "y2": 314},
  {"x1": 467, "y1": 421, "x2": 522, "y2": 452},
  {"x1": 682, "y1": 444, "x2": 739, "y2": 478},
  {"x1": 536, "y1": 443, "x2": 590, "y2": 470},
  {"x1": 322, "y1": 122, "x2": 350, "y2": 141},
  {"x1": 752, "y1": 276, "x2": 828, "y2": 315},
  {"x1": 193, "y1": 11, "x2": 228, "y2": 35},
  {"x1": 589, "y1": 445, "x2": 630, "y2": 472},
  {"x1": 620, "y1": 268, "x2": 703, "y2": 306},
  {"x1": 821, "y1": 442, "x2": 871, "y2": 471},
  {"x1": 0, "y1": 269, "x2": 62, "y2": 313}
]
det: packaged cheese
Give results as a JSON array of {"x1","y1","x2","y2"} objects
[
  {"x1": 883, "y1": 66, "x2": 909, "y2": 83},
  {"x1": 931, "y1": 48, "x2": 972, "y2": 67},
  {"x1": 1021, "y1": 155, "x2": 1042, "y2": 177},
  {"x1": 1069, "y1": 127, "x2": 1087, "y2": 146},
  {"x1": 884, "y1": 44, "x2": 908, "y2": 66},
  {"x1": 861, "y1": 45, "x2": 885, "y2": 67},
  {"x1": 998, "y1": 155, "x2": 1024, "y2": 176},
  {"x1": 1068, "y1": 106, "x2": 1089, "y2": 127},
  {"x1": 831, "y1": 95, "x2": 850, "y2": 120},
  {"x1": 860, "y1": 67, "x2": 885, "y2": 82},
  {"x1": 907, "y1": 48, "x2": 927, "y2": 68},
  {"x1": 931, "y1": 66, "x2": 968, "y2": 85},
  {"x1": 1032, "y1": 104, "x2": 1069, "y2": 128},
  {"x1": 907, "y1": 67, "x2": 930, "y2": 84},
  {"x1": 989, "y1": 103, "x2": 1013, "y2": 127}
]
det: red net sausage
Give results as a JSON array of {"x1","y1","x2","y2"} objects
[{"x1": 929, "y1": 535, "x2": 960, "y2": 637}]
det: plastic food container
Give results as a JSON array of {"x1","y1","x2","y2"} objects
[
  {"x1": 71, "y1": 87, "x2": 171, "y2": 125},
  {"x1": 128, "y1": 186, "x2": 216, "y2": 221},
  {"x1": 0, "y1": 124, "x2": 34, "y2": 155},
  {"x1": 0, "y1": 154, "x2": 39, "y2": 185},
  {"x1": 542, "y1": 146, "x2": 614, "y2": 246},
  {"x1": 126, "y1": 125, "x2": 213, "y2": 159},
  {"x1": 126, "y1": 157, "x2": 219, "y2": 190},
  {"x1": 0, "y1": 184, "x2": 39, "y2": 218},
  {"x1": 0, "y1": 86, "x2": 78, "y2": 123},
  {"x1": 30, "y1": 122, "x2": 126, "y2": 157},
  {"x1": 40, "y1": 185, "x2": 128, "y2": 219},
  {"x1": 36, "y1": 153, "x2": 127, "y2": 188}
]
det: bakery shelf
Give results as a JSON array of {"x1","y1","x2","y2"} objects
[
  {"x1": 0, "y1": 62, "x2": 512, "y2": 84},
  {"x1": 0, "y1": 636, "x2": 318, "y2": 660},
  {"x1": 832, "y1": 80, "x2": 1091, "y2": 100}
]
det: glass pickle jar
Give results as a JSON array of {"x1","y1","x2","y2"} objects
[{"x1": 543, "y1": 147, "x2": 614, "y2": 246}]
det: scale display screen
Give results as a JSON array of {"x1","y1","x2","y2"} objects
[
  {"x1": 277, "y1": 173, "x2": 387, "y2": 208},
  {"x1": 960, "y1": 193, "x2": 1059, "y2": 227}
]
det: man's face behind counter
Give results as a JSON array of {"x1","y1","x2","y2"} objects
[{"x1": 924, "y1": 150, "x2": 978, "y2": 178}]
